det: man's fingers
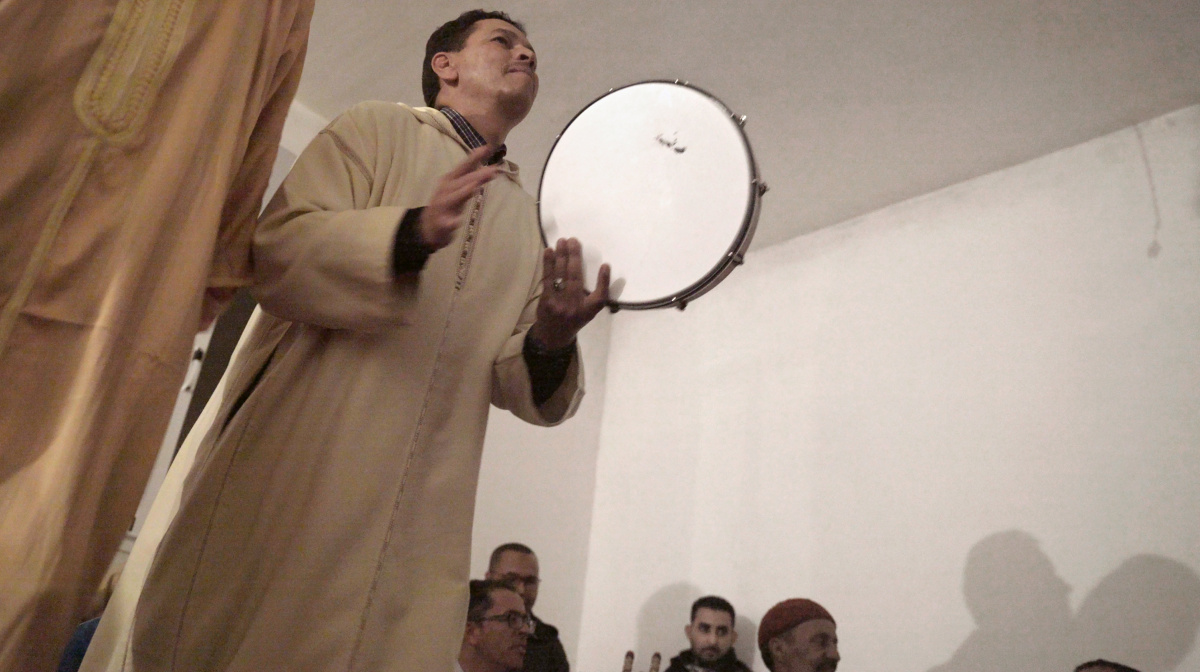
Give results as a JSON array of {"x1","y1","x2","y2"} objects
[
  {"x1": 580, "y1": 264, "x2": 611, "y2": 317},
  {"x1": 441, "y1": 176, "x2": 490, "y2": 209},
  {"x1": 563, "y1": 237, "x2": 584, "y2": 288},
  {"x1": 433, "y1": 147, "x2": 497, "y2": 206},
  {"x1": 591, "y1": 262, "x2": 611, "y2": 302},
  {"x1": 536, "y1": 239, "x2": 610, "y2": 343},
  {"x1": 541, "y1": 247, "x2": 557, "y2": 292},
  {"x1": 648, "y1": 652, "x2": 662, "y2": 672},
  {"x1": 552, "y1": 238, "x2": 569, "y2": 285},
  {"x1": 438, "y1": 166, "x2": 500, "y2": 211},
  {"x1": 622, "y1": 651, "x2": 634, "y2": 672},
  {"x1": 445, "y1": 145, "x2": 493, "y2": 179},
  {"x1": 444, "y1": 164, "x2": 500, "y2": 198}
]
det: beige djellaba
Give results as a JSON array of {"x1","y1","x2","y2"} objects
[
  {"x1": 129, "y1": 102, "x2": 584, "y2": 672},
  {"x1": 0, "y1": 2, "x2": 313, "y2": 670}
]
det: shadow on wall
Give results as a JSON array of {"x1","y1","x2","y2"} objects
[
  {"x1": 636, "y1": 582, "x2": 703, "y2": 666},
  {"x1": 732, "y1": 612, "x2": 759, "y2": 668},
  {"x1": 633, "y1": 582, "x2": 761, "y2": 669},
  {"x1": 929, "y1": 530, "x2": 1200, "y2": 672},
  {"x1": 1075, "y1": 554, "x2": 1200, "y2": 671}
]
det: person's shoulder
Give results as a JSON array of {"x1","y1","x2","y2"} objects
[
  {"x1": 321, "y1": 102, "x2": 446, "y2": 159},
  {"x1": 332, "y1": 101, "x2": 423, "y2": 131},
  {"x1": 663, "y1": 651, "x2": 692, "y2": 672},
  {"x1": 530, "y1": 614, "x2": 561, "y2": 640}
]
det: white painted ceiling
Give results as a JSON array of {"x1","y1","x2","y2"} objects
[{"x1": 295, "y1": 0, "x2": 1200, "y2": 249}]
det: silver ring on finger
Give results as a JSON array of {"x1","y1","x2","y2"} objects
[{"x1": 552, "y1": 278, "x2": 566, "y2": 291}]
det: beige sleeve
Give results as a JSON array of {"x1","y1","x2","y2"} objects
[
  {"x1": 208, "y1": 6, "x2": 313, "y2": 293},
  {"x1": 490, "y1": 251, "x2": 584, "y2": 426},
  {"x1": 251, "y1": 111, "x2": 421, "y2": 331}
]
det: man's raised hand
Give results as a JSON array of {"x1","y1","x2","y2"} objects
[
  {"x1": 529, "y1": 237, "x2": 611, "y2": 351},
  {"x1": 419, "y1": 145, "x2": 500, "y2": 249}
]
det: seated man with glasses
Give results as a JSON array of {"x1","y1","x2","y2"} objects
[
  {"x1": 459, "y1": 579, "x2": 536, "y2": 672},
  {"x1": 485, "y1": 542, "x2": 569, "y2": 672}
]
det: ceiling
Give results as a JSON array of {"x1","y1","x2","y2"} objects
[{"x1": 295, "y1": 0, "x2": 1200, "y2": 250}]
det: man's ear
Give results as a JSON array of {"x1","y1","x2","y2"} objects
[
  {"x1": 464, "y1": 620, "x2": 483, "y2": 647},
  {"x1": 431, "y1": 52, "x2": 457, "y2": 88},
  {"x1": 731, "y1": 629, "x2": 738, "y2": 645},
  {"x1": 685, "y1": 623, "x2": 693, "y2": 640}
]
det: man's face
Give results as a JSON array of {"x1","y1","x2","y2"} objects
[
  {"x1": 685, "y1": 607, "x2": 736, "y2": 663},
  {"x1": 487, "y1": 550, "x2": 540, "y2": 611},
  {"x1": 469, "y1": 589, "x2": 531, "y2": 671},
  {"x1": 441, "y1": 18, "x2": 538, "y2": 121},
  {"x1": 773, "y1": 620, "x2": 838, "y2": 672}
]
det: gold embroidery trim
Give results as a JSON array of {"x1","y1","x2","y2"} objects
[
  {"x1": 454, "y1": 191, "x2": 486, "y2": 290},
  {"x1": 0, "y1": 0, "x2": 197, "y2": 353},
  {"x1": 73, "y1": 0, "x2": 197, "y2": 145}
]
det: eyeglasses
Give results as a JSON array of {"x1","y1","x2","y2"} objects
[{"x1": 475, "y1": 611, "x2": 535, "y2": 632}]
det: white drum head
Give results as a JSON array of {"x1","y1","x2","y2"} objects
[{"x1": 538, "y1": 81, "x2": 760, "y2": 309}]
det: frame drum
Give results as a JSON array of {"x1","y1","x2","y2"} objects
[{"x1": 538, "y1": 81, "x2": 765, "y2": 310}]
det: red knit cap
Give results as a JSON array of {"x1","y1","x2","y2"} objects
[{"x1": 757, "y1": 598, "x2": 836, "y2": 649}]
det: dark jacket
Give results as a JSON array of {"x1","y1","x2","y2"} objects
[
  {"x1": 524, "y1": 614, "x2": 570, "y2": 672},
  {"x1": 664, "y1": 649, "x2": 753, "y2": 672}
]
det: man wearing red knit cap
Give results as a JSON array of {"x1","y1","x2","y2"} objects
[{"x1": 756, "y1": 599, "x2": 840, "y2": 672}]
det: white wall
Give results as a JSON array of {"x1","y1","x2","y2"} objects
[{"x1": 468, "y1": 105, "x2": 1200, "y2": 672}]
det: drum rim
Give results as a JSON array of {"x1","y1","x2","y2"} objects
[{"x1": 536, "y1": 79, "x2": 763, "y2": 310}]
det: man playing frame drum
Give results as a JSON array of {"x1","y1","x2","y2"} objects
[{"x1": 117, "y1": 10, "x2": 608, "y2": 672}]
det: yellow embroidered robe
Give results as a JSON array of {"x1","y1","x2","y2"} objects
[
  {"x1": 0, "y1": 2, "x2": 313, "y2": 669},
  {"x1": 129, "y1": 102, "x2": 584, "y2": 672}
]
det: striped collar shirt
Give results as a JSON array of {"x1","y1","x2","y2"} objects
[{"x1": 438, "y1": 106, "x2": 507, "y2": 165}]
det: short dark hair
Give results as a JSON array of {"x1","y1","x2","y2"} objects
[
  {"x1": 467, "y1": 578, "x2": 520, "y2": 623},
  {"x1": 488, "y1": 542, "x2": 535, "y2": 571},
  {"x1": 691, "y1": 595, "x2": 736, "y2": 623},
  {"x1": 1075, "y1": 661, "x2": 1142, "y2": 672},
  {"x1": 422, "y1": 10, "x2": 527, "y2": 107}
]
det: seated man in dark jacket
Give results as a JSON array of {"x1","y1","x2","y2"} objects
[
  {"x1": 665, "y1": 596, "x2": 751, "y2": 672},
  {"x1": 486, "y1": 543, "x2": 570, "y2": 672}
]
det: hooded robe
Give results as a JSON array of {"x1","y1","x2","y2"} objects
[
  {"x1": 129, "y1": 101, "x2": 584, "y2": 672},
  {"x1": 0, "y1": 2, "x2": 313, "y2": 669}
]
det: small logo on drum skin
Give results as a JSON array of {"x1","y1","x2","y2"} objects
[{"x1": 655, "y1": 133, "x2": 687, "y2": 153}]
